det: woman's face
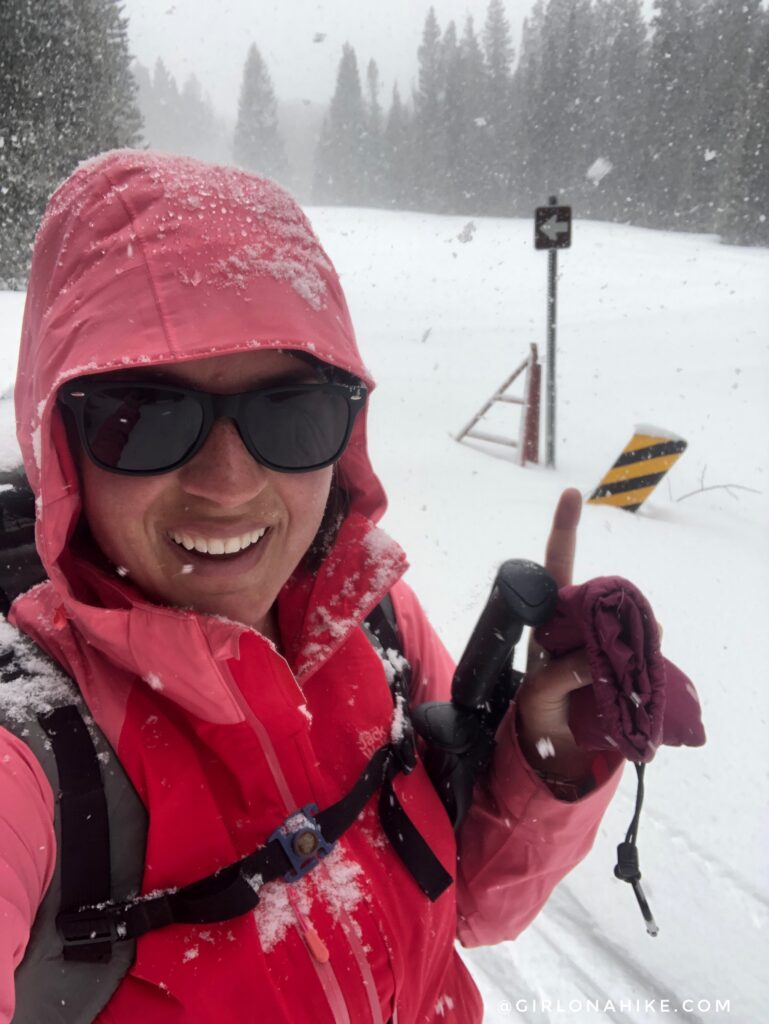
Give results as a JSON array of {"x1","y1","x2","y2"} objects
[{"x1": 77, "y1": 349, "x2": 334, "y2": 639}]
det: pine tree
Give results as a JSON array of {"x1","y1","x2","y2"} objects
[
  {"x1": 717, "y1": 9, "x2": 769, "y2": 245},
  {"x1": 695, "y1": 0, "x2": 763, "y2": 232},
  {"x1": 366, "y1": 60, "x2": 383, "y2": 140},
  {"x1": 457, "y1": 17, "x2": 490, "y2": 211},
  {"x1": 233, "y1": 43, "x2": 287, "y2": 180},
  {"x1": 643, "y1": 0, "x2": 706, "y2": 225},
  {"x1": 440, "y1": 17, "x2": 489, "y2": 212},
  {"x1": 416, "y1": 7, "x2": 443, "y2": 122},
  {"x1": 413, "y1": 7, "x2": 446, "y2": 209},
  {"x1": 178, "y1": 77, "x2": 220, "y2": 162},
  {"x1": 516, "y1": 0, "x2": 584, "y2": 205},
  {"x1": 0, "y1": 0, "x2": 141, "y2": 287},
  {"x1": 133, "y1": 60, "x2": 154, "y2": 122},
  {"x1": 73, "y1": 0, "x2": 142, "y2": 156},
  {"x1": 383, "y1": 84, "x2": 414, "y2": 208},
  {"x1": 482, "y1": 0, "x2": 515, "y2": 212},
  {"x1": 313, "y1": 44, "x2": 368, "y2": 205},
  {"x1": 364, "y1": 59, "x2": 385, "y2": 205},
  {"x1": 135, "y1": 59, "x2": 183, "y2": 152},
  {"x1": 438, "y1": 21, "x2": 460, "y2": 208},
  {"x1": 583, "y1": 0, "x2": 648, "y2": 222},
  {"x1": 511, "y1": 0, "x2": 547, "y2": 210},
  {"x1": 548, "y1": 0, "x2": 594, "y2": 202},
  {"x1": 150, "y1": 58, "x2": 182, "y2": 150},
  {"x1": 563, "y1": 1, "x2": 602, "y2": 209}
]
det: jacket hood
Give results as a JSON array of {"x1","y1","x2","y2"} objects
[{"x1": 16, "y1": 149, "x2": 387, "y2": 593}]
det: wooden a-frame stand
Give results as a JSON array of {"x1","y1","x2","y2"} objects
[{"x1": 455, "y1": 344, "x2": 541, "y2": 465}]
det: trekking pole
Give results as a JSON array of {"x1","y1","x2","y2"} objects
[{"x1": 412, "y1": 560, "x2": 558, "y2": 829}]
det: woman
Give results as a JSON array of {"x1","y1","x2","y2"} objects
[{"x1": 1, "y1": 150, "x2": 621, "y2": 1023}]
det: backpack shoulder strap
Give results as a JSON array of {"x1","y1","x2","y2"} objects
[
  {"x1": 361, "y1": 593, "x2": 413, "y2": 708},
  {"x1": 0, "y1": 467, "x2": 47, "y2": 616},
  {"x1": 0, "y1": 621, "x2": 147, "y2": 1024}
]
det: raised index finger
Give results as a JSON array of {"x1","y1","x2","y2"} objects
[{"x1": 544, "y1": 487, "x2": 582, "y2": 589}]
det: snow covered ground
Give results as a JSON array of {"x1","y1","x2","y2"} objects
[{"x1": 2, "y1": 209, "x2": 767, "y2": 1022}]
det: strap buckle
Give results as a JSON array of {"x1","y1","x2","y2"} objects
[
  {"x1": 268, "y1": 804, "x2": 335, "y2": 882},
  {"x1": 57, "y1": 909, "x2": 118, "y2": 961}
]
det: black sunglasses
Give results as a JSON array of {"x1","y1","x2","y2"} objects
[{"x1": 59, "y1": 376, "x2": 367, "y2": 475}]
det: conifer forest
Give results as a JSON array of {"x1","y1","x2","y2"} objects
[{"x1": 1, "y1": 0, "x2": 767, "y2": 288}]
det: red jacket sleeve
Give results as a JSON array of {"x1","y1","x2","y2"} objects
[
  {"x1": 389, "y1": 578, "x2": 623, "y2": 948},
  {"x1": 0, "y1": 728, "x2": 56, "y2": 1024}
]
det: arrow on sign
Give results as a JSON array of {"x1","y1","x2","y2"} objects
[
  {"x1": 539, "y1": 214, "x2": 570, "y2": 242},
  {"x1": 534, "y1": 204, "x2": 571, "y2": 249}
]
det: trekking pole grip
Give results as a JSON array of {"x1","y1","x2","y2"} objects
[{"x1": 451, "y1": 559, "x2": 559, "y2": 712}]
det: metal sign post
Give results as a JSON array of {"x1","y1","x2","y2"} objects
[{"x1": 534, "y1": 196, "x2": 572, "y2": 468}]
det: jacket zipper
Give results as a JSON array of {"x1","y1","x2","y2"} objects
[
  {"x1": 216, "y1": 654, "x2": 374, "y2": 1023},
  {"x1": 329, "y1": 895, "x2": 386, "y2": 1024}
]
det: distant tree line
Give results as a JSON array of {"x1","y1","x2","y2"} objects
[
  {"x1": 314, "y1": 0, "x2": 769, "y2": 246},
  {"x1": 133, "y1": 59, "x2": 230, "y2": 165},
  {"x1": 2, "y1": 0, "x2": 767, "y2": 288},
  {"x1": 133, "y1": 47, "x2": 285, "y2": 180}
]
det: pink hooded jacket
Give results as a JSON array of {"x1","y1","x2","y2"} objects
[{"x1": 0, "y1": 151, "x2": 621, "y2": 1023}]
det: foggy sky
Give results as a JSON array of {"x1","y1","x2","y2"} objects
[{"x1": 124, "y1": 0, "x2": 533, "y2": 120}]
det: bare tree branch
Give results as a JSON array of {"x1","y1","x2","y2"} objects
[{"x1": 676, "y1": 483, "x2": 762, "y2": 503}]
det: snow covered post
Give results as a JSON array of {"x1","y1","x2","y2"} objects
[{"x1": 534, "y1": 197, "x2": 572, "y2": 468}]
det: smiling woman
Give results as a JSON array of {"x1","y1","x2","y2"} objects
[
  {"x1": 0, "y1": 150, "x2": 624, "y2": 1024},
  {"x1": 72, "y1": 352, "x2": 340, "y2": 642},
  {"x1": 59, "y1": 350, "x2": 365, "y2": 641}
]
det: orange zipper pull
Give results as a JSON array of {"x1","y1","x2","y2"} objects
[
  {"x1": 287, "y1": 887, "x2": 329, "y2": 963},
  {"x1": 302, "y1": 922, "x2": 330, "y2": 963}
]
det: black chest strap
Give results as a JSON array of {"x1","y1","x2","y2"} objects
[{"x1": 51, "y1": 599, "x2": 452, "y2": 960}]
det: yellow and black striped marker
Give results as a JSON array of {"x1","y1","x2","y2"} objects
[{"x1": 588, "y1": 427, "x2": 687, "y2": 512}]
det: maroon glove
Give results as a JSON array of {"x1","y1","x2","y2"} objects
[{"x1": 534, "y1": 577, "x2": 706, "y2": 762}]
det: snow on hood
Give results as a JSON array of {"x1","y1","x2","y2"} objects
[{"x1": 15, "y1": 149, "x2": 387, "y2": 593}]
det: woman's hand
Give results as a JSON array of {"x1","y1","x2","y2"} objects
[{"x1": 516, "y1": 488, "x2": 595, "y2": 780}]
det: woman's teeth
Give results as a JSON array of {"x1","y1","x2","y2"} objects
[{"x1": 168, "y1": 527, "x2": 267, "y2": 556}]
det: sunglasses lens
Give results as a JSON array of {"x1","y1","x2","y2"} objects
[
  {"x1": 68, "y1": 379, "x2": 360, "y2": 475},
  {"x1": 244, "y1": 386, "x2": 352, "y2": 469},
  {"x1": 82, "y1": 387, "x2": 204, "y2": 472}
]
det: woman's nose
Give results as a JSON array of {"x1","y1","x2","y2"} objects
[{"x1": 177, "y1": 417, "x2": 269, "y2": 506}]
